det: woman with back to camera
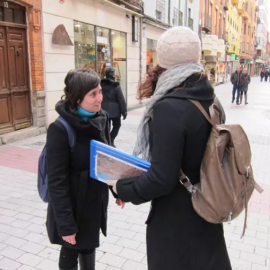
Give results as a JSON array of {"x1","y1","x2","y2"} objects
[
  {"x1": 46, "y1": 68, "x2": 125, "y2": 270},
  {"x1": 107, "y1": 27, "x2": 232, "y2": 270}
]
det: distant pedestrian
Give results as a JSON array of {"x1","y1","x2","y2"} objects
[
  {"x1": 230, "y1": 66, "x2": 244, "y2": 105},
  {"x1": 260, "y1": 69, "x2": 265, "y2": 82},
  {"x1": 101, "y1": 67, "x2": 127, "y2": 147},
  {"x1": 240, "y1": 68, "x2": 251, "y2": 105},
  {"x1": 265, "y1": 70, "x2": 269, "y2": 82}
]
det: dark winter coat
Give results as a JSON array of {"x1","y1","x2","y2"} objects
[
  {"x1": 101, "y1": 79, "x2": 127, "y2": 119},
  {"x1": 116, "y1": 76, "x2": 232, "y2": 270},
  {"x1": 230, "y1": 71, "x2": 244, "y2": 86},
  {"x1": 46, "y1": 101, "x2": 114, "y2": 250},
  {"x1": 260, "y1": 71, "x2": 265, "y2": 78},
  {"x1": 242, "y1": 74, "x2": 251, "y2": 92}
]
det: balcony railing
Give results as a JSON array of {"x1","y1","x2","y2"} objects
[
  {"x1": 188, "y1": 17, "x2": 193, "y2": 30},
  {"x1": 201, "y1": 13, "x2": 212, "y2": 32}
]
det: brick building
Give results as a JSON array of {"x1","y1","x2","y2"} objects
[{"x1": 0, "y1": 0, "x2": 45, "y2": 141}]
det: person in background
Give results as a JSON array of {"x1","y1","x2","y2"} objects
[
  {"x1": 230, "y1": 65, "x2": 244, "y2": 105},
  {"x1": 46, "y1": 68, "x2": 124, "y2": 270},
  {"x1": 107, "y1": 26, "x2": 232, "y2": 270},
  {"x1": 260, "y1": 69, "x2": 265, "y2": 82},
  {"x1": 101, "y1": 67, "x2": 127, "y2": 147},
  {"x1": 240, "y1": 68, "x2": 251, "y2": 105},
  {"x1": 265, "y1": 69, "x2": 269, "y2": 82}
]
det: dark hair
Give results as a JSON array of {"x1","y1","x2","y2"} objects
[
  {"x1": 106, "y1": 67, "x2": 115, "y2": 79},
  {"x1": 62, "y1": 68, "x2": 101, "y2": 113},
  {"x1": 137, "y1": 65, "x2": 206, "y2": 99}
]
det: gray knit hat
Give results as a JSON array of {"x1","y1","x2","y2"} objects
[{"x1": 156, "y1": 27, "x2": 201, "y2": 69}]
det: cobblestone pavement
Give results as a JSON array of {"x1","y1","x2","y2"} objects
[{"x1": 0, "y1": 77, "x2": 270, "y2": 270}]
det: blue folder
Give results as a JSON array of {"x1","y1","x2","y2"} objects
[{"x1": 90, "y1": 140, "x2": 150, "y2": 182}]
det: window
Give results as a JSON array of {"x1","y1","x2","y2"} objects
[
  {"x1": 0, "y1": 2, "x2": 26, "y2": 24},
  {"x1": 156, "y1": 10, "x2": 162, "y2": 20},
  {"x1": 179, "y1": 11, "x2": 183, "y2": 26},
  {"x1": 173, "y1": 8, "x2": 179, "y2": 26},
  {"x1": 146, "y1": 39, "x2": 158, "y2": 74},
  {"x1": 74, "y1": 22, "x2": 96, "y2": 70},
  {"x1": 188, "y1": 8, "x2": 191, "y2": 18}
]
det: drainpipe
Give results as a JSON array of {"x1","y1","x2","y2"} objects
[
  {"x1": 139, "y1": 5, "x2": 143, "y2": 104},
  {"x1": 168, "y1": 0, "x2": 171, "y2": 25},
  {"x1": 185, "y1": 0, "x2": 188, "y2": 27}
]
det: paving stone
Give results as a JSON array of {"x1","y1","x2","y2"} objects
[
  {"x1": 99, "y1": 253, "x2": 126, "y2": 268},
  {"x1": 36, "y1": 259, "x2": 58, "y2": 270},
  {"x1": 119, "y1": 248, "x2": 145, "y2": 262},
  {"x1": 0, "y1": 246, "x2": 25, "y2": 260},
  {"x1": 20, "y1": 242, "x2": 45, "y2": 255},
  {"x1": 0, "y1": 257, "x2": 21, "y2": 270},
  {"x1": 16, "y1": 253, "x2": 44, "y2": 267},
  {"x1": 24, "y1": 232, "x2": 46, "y2": 244},
  {"x1": 38, "y1": 248, "x2": 59, "y2": 261},
  {"x1": 4, "y1": 236, "x2": 27, "y2": 248}
]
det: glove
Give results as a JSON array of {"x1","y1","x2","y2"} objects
[{"x1": 123, "y1": 113, "x2": 127, "y2": 120}]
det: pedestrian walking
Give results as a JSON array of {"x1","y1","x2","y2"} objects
[
  {"x1": 107, "y1": 27, "x2": 232, "y2": 270},
  {"x1": 265, "y1": 69, "x2": 269, "y2": 82},
  {"x1": 260, "y1": 69, "x2": 265, "y2": 82},
  {"x1": 45, "y1": 68, "x2": 125, "y2": 270},
  {"x1": 240, "y1": 68, "x2": 251, "y2": 105},
  {"x1": 230, "y1": 66, "x2": 244, "y2": 104},
  {"x1": 101, "y1": 67, "x2": 127, "y2": 147}
]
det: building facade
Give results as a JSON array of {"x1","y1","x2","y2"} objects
[
  {"x1": 255, "y1": 0, "x2": 269, "y2": 73},
  {"x1": 0, "y1": 0, "x2": 46, "y2": 139},
  {"x1": 200, "y1": 0, "x2": 227, "y2": 84}
]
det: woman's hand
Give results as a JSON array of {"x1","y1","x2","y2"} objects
[
  {"x1": 116, "y1": 198, "x2": 125, "y2": 209},
  {"x1": 107, "y1": 180, "x2": 118, "y2": 194},
  {"x1": 62, "y1": 234, "x2": 76, "y2": 245}
]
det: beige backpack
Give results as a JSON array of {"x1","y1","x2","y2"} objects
[{"x1": 180, "y1": 99, "x2": 263, "y2": 237}]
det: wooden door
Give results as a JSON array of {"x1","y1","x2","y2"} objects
[
  {"x1": 0, "y1": 25, "x2": 14, "y2": 134},
  {"x1": 0, "y1": 26, "x2": 31, "y2": 134},
  {"x1": 7, "y1": 27, "x2": 31, "y2": 130}
]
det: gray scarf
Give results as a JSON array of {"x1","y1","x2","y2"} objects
[{"x1": 133, "y1": 63, "x2": 204, "y2": 161}]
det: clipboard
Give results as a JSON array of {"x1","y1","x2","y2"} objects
[{"x1": 90, "y1": 140, "x2": 150, "y2": 183}]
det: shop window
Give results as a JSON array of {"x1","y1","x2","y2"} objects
[
  {"x1": 74, "y1": 22, "x2": 96, "y2": 70},
  {"x1": 97, "y1": 27, "x2": 111, "y2": 78},
  {"x1": 146, "y1": 39, "x2": 158, "y2": 74},
  {"x1": 112, "y1": 31, "x2": 127, "y2": 99}
]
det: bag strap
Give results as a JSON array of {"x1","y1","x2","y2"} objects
[{"x1": 56, "y1": 116, "x2": 76, "y2": 150}]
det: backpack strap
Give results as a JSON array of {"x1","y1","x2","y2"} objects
[
  {"x1": 188, "y1": 100, "x2": 213, "y2": 125},
  {"x1": 56, "y1": 116, "x2": 76, "y2": 150}
]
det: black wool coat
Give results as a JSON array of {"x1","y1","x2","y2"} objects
[
  {"x1": 46, "y1": 101, "x2": 114, "y2": 250},
  {"x1": 116, "y1": 77, "x2": 232, "y2": 270},
  {"x1": 101, "y1": 79, "x2": 127, "y2": 119}
]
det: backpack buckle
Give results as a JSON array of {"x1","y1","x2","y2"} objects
[{"x1": 180, "y1": 176, "x2": 190, "y2": 185}]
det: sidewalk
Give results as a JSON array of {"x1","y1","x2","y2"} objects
[{"x1": 0, "y1": 77, "x2": 269, "y2": 270}]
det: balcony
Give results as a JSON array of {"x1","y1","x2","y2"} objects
[
  {"x1": 231, "y1": 0, "x2": 239, "y2": 5},
  {"x1": 242, "y1": 10, "x2": 248, "y2": 20},
  {"x1": 188, "y1": 17, "x2": 193, "y2": 30},
  {"x1": 224, "y1": 1, "x2": 229, "y2": 11},
  {"x1": 201, "y1": 13, "x2": 212, "y2": 32}
]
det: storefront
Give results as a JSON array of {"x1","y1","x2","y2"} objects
[
  {"x1": 146, "y1": 39, "x2": 158, "y2": 73},
  {"x1": 74, "y1": 21, "x2": 127, "y2": 99}
]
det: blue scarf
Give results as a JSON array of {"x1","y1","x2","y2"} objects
[{"x1": 77, "y1": 106, "x2": 96, "y2": 122}]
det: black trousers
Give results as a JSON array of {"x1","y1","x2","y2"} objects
[
  {"x1": 59, "y1": 246, "x2": 95, "y2": 269},
  {"x1": 110, "y1": 117, "x2": 121, "y2": 142}
]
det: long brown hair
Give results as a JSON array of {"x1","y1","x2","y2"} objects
[
  {"x1": 137, "y1": 65, "x2": 206, "y2": 100},
  {"x1": 137, "y1": 65, "x2": 166, "y2": 99}
]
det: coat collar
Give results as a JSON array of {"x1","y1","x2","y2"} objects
[
  {"x1": 55, "y1": 101, "x2": 108, "y2": 136},
  {"x1": 164, "y1": 76, "x2": 215, "y2": 101}
]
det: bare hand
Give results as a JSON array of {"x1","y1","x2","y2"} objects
[
  {"x1": 62, "y1": 234, "x2": 76, "y2": 245},
  {"x1": 116, "y1": 198, "x2": 125, "y2": 209}
]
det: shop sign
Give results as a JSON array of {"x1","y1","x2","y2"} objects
[
  {"x1": 97, "y1": 36, "x2": 108, "y2": 44},
  {"x1": 230, "y1": 54, "x2": 236, "y2": 61},
  {"x1": 235, "y1": 55, "x2": 240, "y2": 60},
  {"x1": 114, "y1": 58, "x2": 126, "y2": 61},
  {"x1": 240, "y1": 59, "x2": 245, "y2": 64}
]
